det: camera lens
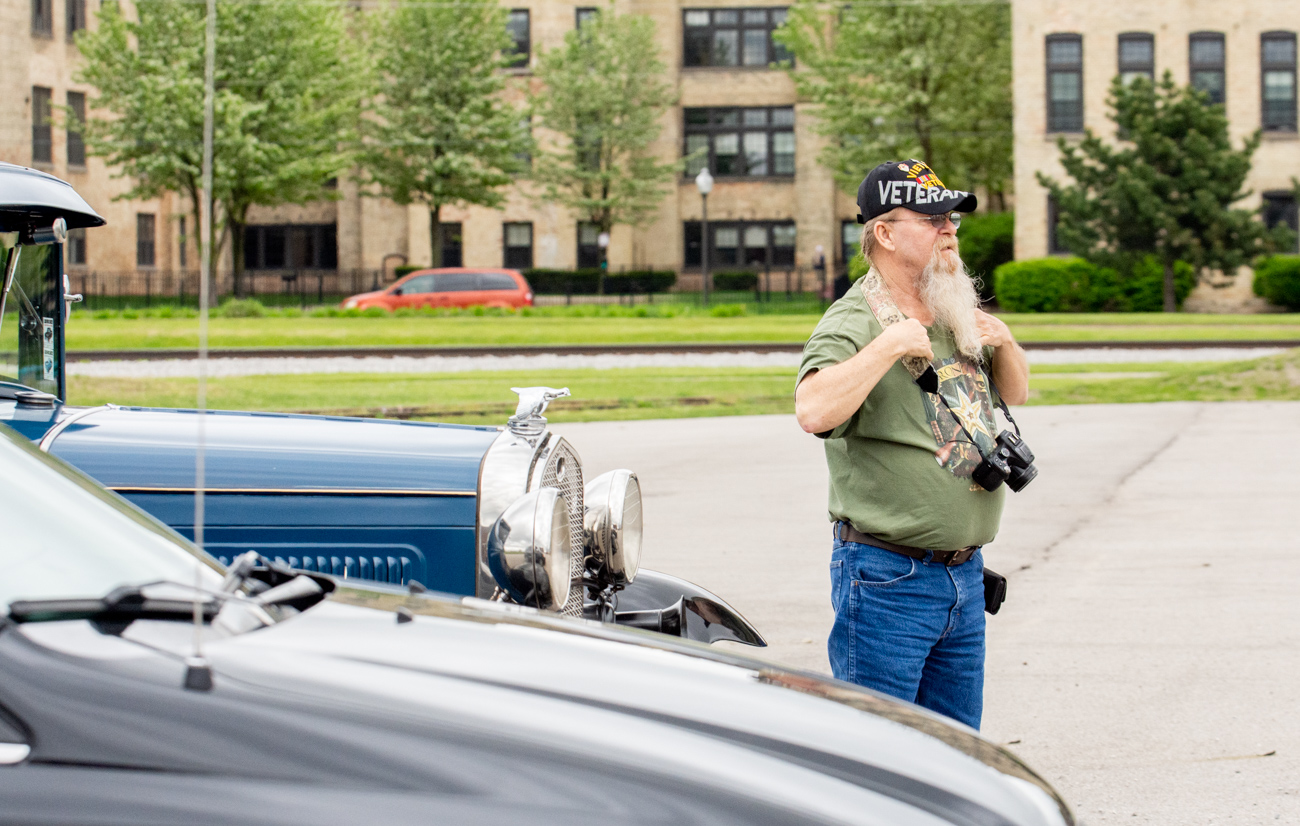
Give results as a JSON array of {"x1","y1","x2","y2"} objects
[{"x1": 1006, "y1": 462, "x2": 1038, "y2": 492}]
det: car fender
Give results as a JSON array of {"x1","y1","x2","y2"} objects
[{"x1": 613, "y1": 569, "x2": 766, "y2": 647}]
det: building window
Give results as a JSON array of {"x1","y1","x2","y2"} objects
[
  {"x1": 1184, "y1": 32, "x2": 1228, "y2": 106},
  {"x1": 31, "y1": 86, "x2": 52, "y2": 164},
  {"x1": 1117, "y1": 32, "x2": 1154, "y2": 84},
  {"x1": 177, "y1": 217, "x2": 187, "y2": 270},
  {"x1": 66, "y1": 91, "x2": 86, "y2": 167},
  {"x1": 1263, "y1": 191, "x2": 1299, "y2": 252},
  {"x1": 1046, "y1": 34, "x2": 1084, "y2": 133},
  {"x1": 683, "y1": 220, "x2": 795, "y2": 268},
  {"x1": 503, "y1": 222, "x2": 533, "y2": 269},
  {"x1": 243, "y1": 224, "x2": 338, "y2": 270},
  {"x1": 1261, "y1": 31, "x2": 1297, "y2": 132},
  {"x1": 66, "y1": 228, "x2": 87, "y2": 267},
  {"x1": 1047, "y1": 195, "x2": 1067, "y2": 255},
  {"x1": 576, "y1": 7, "x2": 598, "y2": 28},
  {"x1": 577, "y1": 222, "x2": 601, "y2": 268},
  {"x1": 682, "y1": 8, "x2": 791, "y2": 68},
  {"x1": 1188, "y1": 32, "x2": 1226, "y2": 105},
  {"x1": 506, "y1": 9, "x2": 529, "y2": 69},
  {"x1": 684, "y1": 106, "x2": 794, "y2": 178},
  {"x1": 66, "y1": 0, "x2": 85, "y2": 39},
  {"x1": 439, "y1": 222, "x2": 462, "y2": 267},
  {"x1": 31, "y1": 0, "x2": 52, "y2": 37},
  {"x1": 841, "y1": 220, "x2": 859, "y2": 267},
  {"x1": 136, "y1": 213, "x2": 156, "y2": 268}
]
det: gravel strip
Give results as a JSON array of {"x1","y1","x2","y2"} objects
[{"x1": 66, "y1": 346, "x2": 1290, "y2": 379}]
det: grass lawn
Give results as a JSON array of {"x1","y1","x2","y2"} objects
[
  {"x1": 66, "y1": 349, "x2": 1300, "y2": 424},
  {"x1": 64, "y1": 310, "x2": 1300, "y2": 352}
]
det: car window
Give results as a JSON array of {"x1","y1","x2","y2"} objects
[
  {"x1": 432, "y1": 273, "x2": 477, "y2": 292},
  {"x1": 479, "y1": 272, "x2": 519, "y2": 291},
  {"x1": 0, "y1": 237, "x2": 61, "y2": 397},
  {"x1": 400, "y1": 275, "x2": 436, "y2": 294},
  {"x1": 0, "y1": 423, "x2": 223, "y2": 605}
]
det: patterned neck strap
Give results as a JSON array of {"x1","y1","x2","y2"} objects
[{"x1": 858, "y1": 267, "x2": 939, "y2": 392}]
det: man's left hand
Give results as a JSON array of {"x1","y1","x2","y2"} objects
[{"x1": 974, "y1": 309, "x2": 1014, "y2": 350}]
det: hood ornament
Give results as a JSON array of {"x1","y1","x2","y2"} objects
[{"x1": 508, "y1": 386, "x2": 570, "y2": 438}]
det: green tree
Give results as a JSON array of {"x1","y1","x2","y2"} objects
[
  {"x1": 529, "y1": 8, "x2": 678, "y2": 262},
  {"x1": 1038, "y1": 73, "x2": 1288, "y2": 311},
  {"x1": 357, "y1": 0, "x2": 530, "y2": 268},
  {"x1": 75, "y1": 0, "x2": 360, "y2": 295},
  {"x1": 776, "y1": 0, "x2": 1012, "y2": 209}
]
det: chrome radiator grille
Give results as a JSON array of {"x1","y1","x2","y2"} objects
[{"x1": 540, "y1": 440, "x2": 584, "y2": 617}]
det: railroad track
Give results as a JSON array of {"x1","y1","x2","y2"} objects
[{"x1": 66, "y1": 339, "x2": 1300, "y2": 362}]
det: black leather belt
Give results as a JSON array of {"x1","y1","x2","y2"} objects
[{"x1": 836, "y1": 522, "x2": 977, "y2": 567}]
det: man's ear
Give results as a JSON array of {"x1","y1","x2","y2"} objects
[{"x1": 874, "y1": 220, "x2": 896, "y2": 253}]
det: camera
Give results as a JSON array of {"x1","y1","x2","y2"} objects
[{"x1": 971, "y1": 430, "x2": 1038, "y2": 493}]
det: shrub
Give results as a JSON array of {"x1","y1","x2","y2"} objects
[
  {"x1": 361, "y1": 306, "x2": 389, "y2": 317},
  {"x1": 216, "y1": 298, "x2": 268, "y2": 318},
  {"x1": 994, "y1": 256, "x2": 1195, "y2": 312},
  {"x1": 994, "y1": 258, "x2": 1099, "y2": 312},
  {"x1": 1252, "y1": 255, "x2": 1300, "y2": 310},
  {"x1": 957, "y1": 212, "x2": 1014, "y2": 301},
  {"x1": 523, "y1": 268, "x2": 676, "y2": 295},
  {"x1": 1114, "y1": 256, "x2": 1195, "y2": 311},
  {"x1": 607, "y1": 269, "x2": 676, "y2": 294},
  {"x1": 709, "y1": 303, "x2": 747, "y2": 317},
  {"x1": 711, "y1": 271, "x2": 758, "y2": 291},
  {"x1": 393, "y1": 265, "x2": 425, "y2": 278}
]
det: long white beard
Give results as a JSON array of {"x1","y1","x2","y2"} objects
[{"x1": 920, "y1": 239, "x2": 983, "y2": 362}]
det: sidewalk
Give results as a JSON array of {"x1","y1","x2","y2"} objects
[{"x1": 554, "y1": 402, "x2": 1300, "y2": 824}]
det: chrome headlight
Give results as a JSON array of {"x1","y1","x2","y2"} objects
[
  {"x1": 584, "y1": 470, "x2": 642, "y2": 585},
  {"x1": 486, "y1": 488, "x2": 572, "y2": 610}
]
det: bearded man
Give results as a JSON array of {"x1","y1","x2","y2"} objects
[{"x1": 795, "y1": 160, "x2": 1029, "y2": 730}]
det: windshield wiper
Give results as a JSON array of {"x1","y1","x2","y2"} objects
[
  {"x1": 8, "y1": 571, "x2": 331, "y2": 637},
  {"x1": 8, "y1": 584, "x2": 219, "y2": 633}
]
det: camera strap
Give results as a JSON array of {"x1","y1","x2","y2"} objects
[
  {"x1": 858, "y1": 268, "x2": 939, "y2": 393},
  {"x1": 858, "y1": 267, "x2": 1011, "y2": 454}
]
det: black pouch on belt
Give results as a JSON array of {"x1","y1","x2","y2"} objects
[{"x1": 983, "y1": 568, "x2": 1007, "y2": 615}]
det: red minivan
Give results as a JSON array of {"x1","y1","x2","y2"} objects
[{"x1": 342, "y1": 268, "x2": 534, "y2": 311}]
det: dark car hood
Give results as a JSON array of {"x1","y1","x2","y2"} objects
[
  {"x1": 37, "y1": 404, "x2": 499, "y2": 495},
  {"x1": 4, "y1": 587, "x2": 1069, "y2": 826}
]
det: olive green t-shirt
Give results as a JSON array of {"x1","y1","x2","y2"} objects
[{"x1": 797, "y1": 286, "x2": 1005, "y2": 550}]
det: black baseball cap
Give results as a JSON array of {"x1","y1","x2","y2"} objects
[{"x1": 855, "y1": 160, "x2": 978, "y2": 223}]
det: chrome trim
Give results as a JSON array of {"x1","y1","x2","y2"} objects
[
  {"x1": 37, "y1": 404, "x2": 116, "y2": 452},
  {"x1": 475, "y1": 427, "x2": 550, "y2": 598},
  {"x1": 507, "y1": 386, "x2": 569, "y2": 439},
  {"x1": 0, "y1": 743, "x2": 30, "y2": 765},
  {"x1": 583, "y1": 469, "x2": 642, "y2": 585},
  {"x1": 531, "y1": 436, "x2": 585, "y2": 617},
  {"x1": 0, "y1": 244, "x2": 20, "y2": 342},
  {"x1": 485, "y1": 487, "x2": 572, "y2": 609},
  {"x1": 108, "y1": 486, "x2": 474, "y2": 497}
]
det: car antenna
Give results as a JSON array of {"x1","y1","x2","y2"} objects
[{"x1": 183, "y1": 0, "x2": 218, "y2": 694}]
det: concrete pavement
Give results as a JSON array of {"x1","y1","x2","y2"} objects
[{"x1": 554, "y1": 402, "x2": 1300, "y2": 824}]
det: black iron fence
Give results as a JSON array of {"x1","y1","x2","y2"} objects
[
  {"x1": 66, "y1": 266, "x2": 829, "y2": 311},
  {"x1": 67, "y1": 269, "x2": 386, "y2": 309}
]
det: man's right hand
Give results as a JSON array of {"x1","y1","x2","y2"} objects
[{"x1": 878, "y1": 318, "x2": 933, "y2": 361}]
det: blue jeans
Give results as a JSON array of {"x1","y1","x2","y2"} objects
[{"x1": 828, "y1": 531, "x2": 986, "y2": 730}]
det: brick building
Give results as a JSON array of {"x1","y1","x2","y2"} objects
[
  {"x1": 1013, "y1": 0, "x2": 1300, "y2": 308},
  {"x1": 3, "y1": 0, "x2": 861, "y2": 293}
]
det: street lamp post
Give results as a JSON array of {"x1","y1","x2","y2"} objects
[{"x1": 695, "y1": 167, "x2": 713, "y2": 306}]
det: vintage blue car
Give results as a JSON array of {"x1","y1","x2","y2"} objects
[{"x1": 0, "y1": 162, "x2": 760, "y2": 646}]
